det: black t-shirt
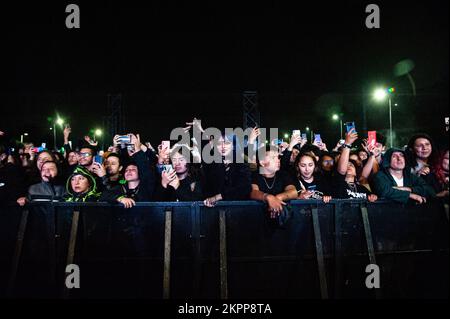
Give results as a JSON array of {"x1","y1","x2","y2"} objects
[
  {"x1": 332, "y1": 172, "x2": 372, "y2": 199},
  {"x1": 252, "y1": 170, "x2": 295, "y2": 195},
  {"x1": 294, "y1": 174, "x2": 331, "y2": 198}
]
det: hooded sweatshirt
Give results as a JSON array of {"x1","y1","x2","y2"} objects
[
  {"x1": 372, "y1": 148, "x2": 436, "y2": 203},
  {"x1": 64, "y1": 166, "x2": 100, "y2": 202}
]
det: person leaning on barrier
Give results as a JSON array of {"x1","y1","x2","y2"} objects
[
  {"x1": 202, "y1": 131, "x2": 252, "y2": 207},
  {"x1": 405, "y1": 134, "x2": 446, "y2": 198},
  {"x1": 372, "y1": 148, "x2": 436, "y2": 204},
  {"x1": 332, "y1": 129, "x2": 377, "y2": 202},
  {"x1": 293, "y1": 151, "x2": 332, "y2": 203},
  {"x1": 250, "y1": 148, "x2": 297, "y2": 218},
  {"x1": 99, "y1": 134, "x2": 155, "y2": 208},
  {"x1": 155, "y1": 145, "x2": 203, "y2": 202},
  {"x1": 17, "y1": 160, "x2": 65, "y2": 206},
  {"x1": 64, "y1": 165, "x2": 101, "y2": 202}
]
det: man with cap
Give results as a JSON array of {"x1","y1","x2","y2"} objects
[{"x1": 372, "y1": 148, "x2": 435, "y2": 204}]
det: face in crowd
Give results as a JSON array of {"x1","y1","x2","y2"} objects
[
  {"x1": 37, "y1": 151, "x2": 54, "y2": 171},
  {"x1": 298, "y1": 154, "x2": 316, "y2": 180},
  {"x1": 413, "y1": 138, "x2": 432, "y2": 161},
  {"x1": 346, "y1": 161, "x2": 357, "y2": 179},
  {"x1": 442, "y1": 150, "x2": 449, "y2": 173},
  {"x1": 124, "y1": 164, "x2": 139, "y2": 183},
  {"x1": 67, "y1": 151, "x2": 79, "y2": 166},
  {"x1": 171, "y1": 152, "x2": 188, "y2": 175},
  {"x1": 290, "y1": 148, "x2": 300, "y2": 164},
  {"x1": 104, "y1": 156, "x2": 122, "y2": 176},
  {"x1": 372, "y1": 142, "x2": 385, "y2": 157},
  {"x1": 78, "y1": 148, "x2": 94, "y2": 167},
  {"x1": 320, "y1": 155, "x2": 334, "y2": 172},
  {"x1": 40, "y1": 161, "x2": 58, "y2": 182},
  {"x1": 349, "y1": 154, "x2": 362, "y2": 167},
  {"x1": 70, "y1": 174, "x2": 90, "y2": 194},
  {"x1": 390, "y1": 152, "x2": 406, "y2": 171},
  {"x1": 358, "y1": 150, "x2": 368, "y2": 161},
  {"x1": 260, "y1": 150, "x2": 280, "y2": 175},
  {"x1": 217, "y1": 136, "x2": 233, "y2": 158}
]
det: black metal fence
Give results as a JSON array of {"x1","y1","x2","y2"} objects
[{"x1": 0, "y1": 200, "x2": 448, "y2": 299}]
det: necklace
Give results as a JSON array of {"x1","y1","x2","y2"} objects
[
  {"x1": 262, "y1": 175, "x2": 277, "y2": 190},
  {"x1": 346, "y1": 182, "x2": 357, "y2": 193}
]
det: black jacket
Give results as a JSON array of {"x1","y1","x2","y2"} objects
[
  {"x1": 154, "y1": 175, "x2": 203, "y2": 202},
  {"x1": 202, "y1": 162, "x2": 252, "y2": 200}
]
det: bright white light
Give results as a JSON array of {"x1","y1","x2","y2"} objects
[
  {"x1": 56, "y1": 118, "x2": 64, "y2": 126},
  {"x1": 332, "y1": 114, "x2": 339, "y2": 121},
  {"x1": 95, "y1": 129, "x2": 103, "y2": 136},
  {"x1": 373, "y1": 88, "x2": 387, "y2": 101}
]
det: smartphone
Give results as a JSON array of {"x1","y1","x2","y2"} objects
[
  {"x1": 118, "y1": 135, "x2": 132, "y2": 144},
  {"x1": 162, "y1": 164, "x2": 173, "y2": 173},
  {"x1": 301, "y1": 133, "x2": 307, "y2": 140},
  {"x1": 94, "y1": 155, "x2": 103, "y2": 164},
  {"x1": 345, "y1": 121, "x2": 356, "y2": 133},
  {"x1": 162, "y1": 140, "x2": 170, "y2": 150},
  {"x1": 292, "y1": 130, "x2": 301, "y2": 137},
  {"x1": 314, "y1": 134, "x2": 322, "y2": 144},
  {"x1": 367, "y1": 131, "x2": 377, "y2": 147}
]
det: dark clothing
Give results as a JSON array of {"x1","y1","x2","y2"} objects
[
  {"x1": 0, "y1": 163, "x2": 27, "y2": 204},
  {"x1": 99, "y1": 182, "x2": 152, "y2": 203},
  {"x1": 294, "y1": 174, "x2": 331, "y2": 198},
  {"x1": 64, "y1": 166, "x2": 101, "y2": 202},
  {"x1": 332, "y1": 172, "x2": 372, "y2": 199},
  {"x1": 27, "y1": 182, "x2": 65, "y2": 201},
  {"x1": 100, "y1": 150, "x2": 155, "y2": 202},
  {"x1": 421, "y1": 172, "x2": 446, "y2": 194},
  {"x1": 251, "y1": 170, "x2": 295, "y2": 195},
  {"x1": 372, "y1": 169, "x2": 436, "y2": 204},
  {"x1": 154, "y1": 175, "x2": 203, "y2": 202},
  {"x1": 202, "y1": 162, "x2": 252, "y2": 200},
  {"x1": 280, "y1": 150, "x2": 297, "y2": 177}
]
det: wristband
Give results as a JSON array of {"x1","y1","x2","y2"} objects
[{"x1": 342, "y1": 143, "x2": 352, "y2": 149}]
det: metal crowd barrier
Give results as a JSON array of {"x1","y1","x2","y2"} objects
[{"x1": 0, "y1": 200, "x2": 448, "y2": 299}]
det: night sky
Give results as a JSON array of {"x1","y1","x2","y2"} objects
[{"x1": 4, "y1": 1, "x2": 449, "y2": 149}]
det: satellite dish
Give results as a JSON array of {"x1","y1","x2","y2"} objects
[{"x1": 393, "y1": 59, "x2": 415, "y2": 77}]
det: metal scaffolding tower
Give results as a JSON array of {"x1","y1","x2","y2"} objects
[{"x1": 242, "y1": 91, "x2": 260, "y2": 129}]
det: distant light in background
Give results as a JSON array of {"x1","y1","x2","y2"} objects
[{"x1": 373, "y1": 88, "x2": 387, "y2": 101}]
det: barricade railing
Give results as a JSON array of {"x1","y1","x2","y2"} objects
[{"x1": 0, "y1": 200, "x2": 448, "y2": 299}]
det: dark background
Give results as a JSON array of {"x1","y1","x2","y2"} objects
[{"x1": 3, "y1": 1, "x2": 449, "y2": 149}]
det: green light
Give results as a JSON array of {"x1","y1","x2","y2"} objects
[
  {"x1": 95, "y1": 129, "x2": 103, "y2": 136},
  {"x1": 56, "y1": 118, "x2": 64, "y2": 126},
  {"x1": 284, "y1": 133, "x2": 289, "y2": 139},
  {"x1": 332, "y1": 114, "x2": 339, "y2": 121},
  {"x1": 305, "y1": 127, "x2": 310, "y2": 131},
  {"x1": 388, "y1": 87, "x2": 395, "y2": 93}
]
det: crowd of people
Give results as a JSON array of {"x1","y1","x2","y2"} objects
[{"x1": 0, "y1": 119, "x2": 448, "y2": 219}]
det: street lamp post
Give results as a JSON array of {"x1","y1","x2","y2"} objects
[
  {"x1": 332, "y1": 114, "x2": 343, "y2": 139},
  {"x1": 388, "y1": 97, "x2": 393, "y2": 148},
  {"x1": 94, "y1": 129, "x2": 103, "y2": 150},
  {"x1": 54, "y1": 118, "x2": 64, "y2": 150},
  {"x1": 373, "y1": 88, "x2": 394, "y2": 148}
]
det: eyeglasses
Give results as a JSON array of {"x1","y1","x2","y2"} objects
[
  {"x1": 79, "y1": 152, "x2": 92, "y2": 157},
  {"x1": 322, "y1": 160, "x2": 334, "y2": 164}
]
